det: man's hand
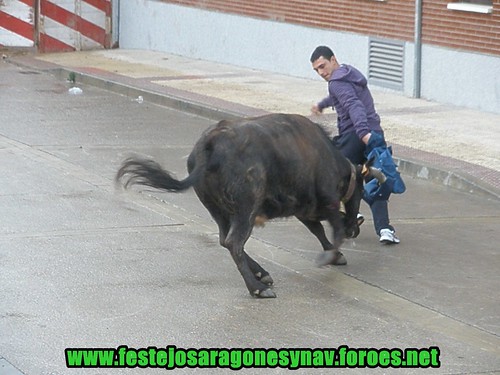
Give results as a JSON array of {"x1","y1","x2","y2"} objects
[
  {"x1": 311, "y1": 104, "x2": 323, "y2": 115},
  {"x1": 361, "y1": 133, "x2": 372, "y2": 145}
]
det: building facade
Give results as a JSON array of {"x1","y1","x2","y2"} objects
[
  {"x1": 115, "y1": 0, "x2": 499, "y2": 114},
  {"x1": 2, "y1": 0, "x2": 498, "y2": 112}
]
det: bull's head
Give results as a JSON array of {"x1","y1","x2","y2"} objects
[{"x1": 342, "y1": 163, "x2": 386, "y2": 238}]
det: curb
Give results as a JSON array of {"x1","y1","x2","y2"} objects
[
  {"x1": 10, "y1": 57, "x2": 500, "y2": 201},
  {"x1": 50, "y1": 68, "x2": 247, "y2": 121},
  {"x1": 396, "y1": 158, "x2": 500, "y2": 200}
]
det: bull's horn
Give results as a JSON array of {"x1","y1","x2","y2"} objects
[{"x1": 369, "y1": 167, "x2": 387, "y2": 184}]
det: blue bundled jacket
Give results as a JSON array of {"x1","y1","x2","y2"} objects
[{"x1": 363, "y1": 132, "x2": 406, "y2": 205}]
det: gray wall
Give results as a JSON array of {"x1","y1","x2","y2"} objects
[
  {"x1": 116, "y1": 0, "x2": 500, "y2": 114},
  {"x1": 421, "y1": 45, "x2": 500, "y2": 112}
]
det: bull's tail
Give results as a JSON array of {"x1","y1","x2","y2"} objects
[{"x1": 115, "y1": 157, "x2": 198, "y2": 192}]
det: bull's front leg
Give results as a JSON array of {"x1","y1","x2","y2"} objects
[
  {"x1": 298, "y1": 218, "x2": 347, "y2": 267},
  {"x1": 315, "y1": 204, "x2": 347, "y2": 267},
  {"x1": 298, "y1": 218, "x2": 334, "y2": 250}
]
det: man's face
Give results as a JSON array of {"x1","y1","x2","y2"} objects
[{"x1": 312, "y1": 56, "x2": 337, "y2": 81}]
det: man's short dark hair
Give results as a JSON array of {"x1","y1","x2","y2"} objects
[{"x1": 310, "y1": 46, "x2": 335, "y2": 63}]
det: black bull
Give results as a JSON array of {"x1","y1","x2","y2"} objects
[{"x1": 115, "y1": 114, "x2": 383, "y2": 298}]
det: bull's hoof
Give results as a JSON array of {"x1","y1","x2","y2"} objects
[
  {"x1": 345, "y1": 226, "x2": 360, "y2": 239},
  {"x1": 252, "y1": 288, "x2": 276, "y2": 298},
  {"x1": 315, "y1": 250, "x2": 347, "y2": 267},
  {"x1": 259, "y1": 275, "x2": 274, "y2": 286},
  {"x1": 333, "y1": 252, "x2": 347, "y2": 265}
]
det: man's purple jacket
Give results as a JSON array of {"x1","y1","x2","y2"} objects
[{"x1": 316, "y1": 64, "x2": 383, "y2": 140}]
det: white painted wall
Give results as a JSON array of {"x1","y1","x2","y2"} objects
[
  {"x1": 421, "y1": 45, "x2": 500, "y2": 113},
  {"x1": 117, "y1": 0, "x2": 366, "y2": 80},
  {"x1": 117, "y1": 0, "x2": 500, "y2": 114}
]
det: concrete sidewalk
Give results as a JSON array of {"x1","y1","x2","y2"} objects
[{"x1": 7, "y1": 48, "x2": 500, "y2": 200}]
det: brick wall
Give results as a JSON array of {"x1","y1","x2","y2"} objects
[
  {"x1": 423, "y1": 0, "x2": 500, "y2": 55},
  {"x1": 162, "y1": 0, "x2": 499, "y2": 56}
]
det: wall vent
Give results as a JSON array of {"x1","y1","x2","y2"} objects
[{"x1": 368, "y1": 38, "x2": 405, "y2": 90}]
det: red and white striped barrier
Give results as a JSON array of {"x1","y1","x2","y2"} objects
[
  {"x1": 0, "y1": 0, "x2": 35, "y2": 48},
  {"x1": 0, "y1": 0, "x2": 111, "y2": 52},
  {"x1": 39, "y1": 0, "x2": 112, "y2": 52}
]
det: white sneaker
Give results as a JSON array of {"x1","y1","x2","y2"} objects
[{"x1": 379, "y1": 229, "x2": 400, "y2": 244}]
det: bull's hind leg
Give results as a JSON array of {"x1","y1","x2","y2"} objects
[
  {"x1": 224, "y1": 215, "x2": 276, "y2": 298},
  {"x1": 245, "y1": 253, "x2": 273, "y2": 286},
  {"x1": 298, "y1": 219, "x2": 347, "y2": 267},
  {"x1": 209, "y1": 211, "x2": 272, "y2": 285}
]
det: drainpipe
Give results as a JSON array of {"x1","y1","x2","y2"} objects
[
  {"x1": 34, "y1": 0, "x2": 40, "y2": 50},
  {"x1": 112, "y1": 0, "x2": 120, "y2": 48},
  {"x1": 414, "y1": 0, "x2": 423, "y2": 98}
]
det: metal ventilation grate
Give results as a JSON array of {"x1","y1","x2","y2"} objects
[{"x1": 368, "y1": 38, "x2": 405, "y2": 90}]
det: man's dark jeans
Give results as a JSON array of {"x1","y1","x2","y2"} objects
[{"x1": 332, "y1": 131, "x2": 394, "y2": 235}]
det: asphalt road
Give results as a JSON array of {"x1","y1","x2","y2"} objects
[{"x1": 1, "y1": 62, "x2": 499, "y2": 375}]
